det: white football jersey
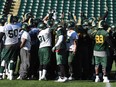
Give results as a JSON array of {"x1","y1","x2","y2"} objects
[
  {"x1": 66, "y1": 30, "x2": 78, "y2": 51},
  {"x1": 1, "y1": 24, "x2": 20, "y2": 45},
  {"x1": 20, "y1": 30, "x2": 31, "y2": 51},
  {"x1": 38, "y1": 28, "x2": 52, "y2": 48}
]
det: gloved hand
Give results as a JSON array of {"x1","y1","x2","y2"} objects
[{"x1": 52, "y1": 46, "x2": 56, "y2": 52}]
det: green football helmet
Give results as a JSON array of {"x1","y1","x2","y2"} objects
[
  {"x1": 18, "y1": 16, "x2": 24, "y2": 22},
  {"x1": 47, "y1": 19, "x2": 54, "y2": 27},
  {"x1": 37, "y1": 22, "x2": 47, "y2": 30},
  {"x1": 98, "y1": 20, "x2": 106, "y2": 28},
  {"x1": 24, "y1": 12, "x2": 33, "y2": 20},
  {"x1": 21, "y1": 23, "x2": 28, "y2": 30},
  {"x1": 67, "y1": 21, "x2": 75, "y2": 28}
]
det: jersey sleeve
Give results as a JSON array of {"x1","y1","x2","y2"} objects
[
  {"x1": 0, "y1": 26, "x2": 5, "y2": 33},
  {"x1": 72, "y1": 32, "x2": 78, "y2": 40},
  {"x1": 57, "y1": 28, "x2": 63, "y2": 36},
  {"x1": 22, "y1": 31, "x2": 28, "y2": 40}
]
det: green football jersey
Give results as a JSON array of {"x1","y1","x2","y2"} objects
[{"x1": 94, "y1": 28, "x2": 109, "y2": 51}]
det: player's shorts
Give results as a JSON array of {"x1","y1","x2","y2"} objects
[
  {"x1": 56, "y1": 49, "x2": 66, "y2": 65},
  {"x1": 67, "y1": 51, "x2": 75, "y2": 63},
  {"x1": 1, "y1": 43, "x2": 19, "y2": 63},
  {"x1": 38, "y1": 47, "x2": 51, "y2": 65},
  {"x1": 94, "y1": 56, "x2": 107, "y2": 68}
]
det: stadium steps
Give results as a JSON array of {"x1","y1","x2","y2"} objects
[{"x1": 9, "y1": 0, "x2": 21, "y2": 16}]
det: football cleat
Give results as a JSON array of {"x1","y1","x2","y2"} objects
[
  {"x1": 95, "y1": 76, "x2": 100, "y2": 82},
  {"x1": 68, "y1": 76, "x2": 74, "y2": 81},
  {"x1": 9, "y1": 75, "x2": 13, "y2": 80},
  {"x1": 55, "y1": 77, "x2": 67, "y2": 82},
  {"x1": 103, "y1": 76, "x2": 109, "y2": 83},
  {"x1": 40, "y1": 76, "x2": 46, "y2": 80},
  {"x1": 17, "y1": 76, "x2": 21, "y2": 80}
]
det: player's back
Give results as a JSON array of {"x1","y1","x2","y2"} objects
[
  {"x1": 3, "y1": 23, "x2": 20, "y2": 45},
  {"x1": 94, "y1": 28, "x2": 109, "y2": 51}
]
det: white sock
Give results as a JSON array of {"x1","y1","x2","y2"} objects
[
  {"x1": 41, "y1": 69, "x2": 46, "y2": 78},
  {"x1": 9, "y1": 70, "x2": 13, "y2": 80},
  {"x1": 39, "y1": 71, "x2": 42, "y2": 80}
]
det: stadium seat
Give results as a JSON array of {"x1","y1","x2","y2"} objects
[
  {"x1": 51, "y1": 0, "x2": 57, "y2": 10},
  {"x1": 17, "y1": 0, "x2": 27, "y2": 17},
  {"x1": 75, "y1": 0, "x2": 82, "y2": 17},
  {"x1": 82, "y1": 2, "x2": 88, "y2": 17},
  {"x1": 43, "y1": 0, "x2": 52, "y2": 17},
  {"x1": 25, "y1": 0, "x2": 33, "y2": 13},
  {"x1": 94, "y1": 0, "x2": 100, "y2": 18},
  {"x1": 34, "y1": 0, "x2": 39, "y2": 3},
  {"x1": 0, "y1": 0, "x2": 7, "y2": 15},
  {"x1": 0, "y1": 0, "x2": 115, "y2": 24},
  {"x1": 69, "y1": 0, "x2": 76, "y2": 13},
  {"x1": 88, "y1": 0, "x2": 94, "y2": 18}
]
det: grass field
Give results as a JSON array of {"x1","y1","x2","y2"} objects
[
  {"x1": 0, "y1": 80, "x2": 116, "y2": 87},
  {"x1": 0, "y1": 60, "x2": 115, "y2": 87}
]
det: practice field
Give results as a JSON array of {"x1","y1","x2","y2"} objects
[{"x1": 0, "y1": 80, "x2": 116, "y2": 87}]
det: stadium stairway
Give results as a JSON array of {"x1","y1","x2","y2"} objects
[{"x1": 9, "y1": 0, "x2": 21, "y2": 16}]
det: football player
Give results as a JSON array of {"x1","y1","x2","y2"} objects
[
  {"x1": 66, "y1": 21, "x2": 78, "y2": 80},
  {"x1": 91, "y1": 20, "x2": 116, "y2": 83},
  {"x1": 37, "y1": 21, "x2": 52, "y2": 80},
  {"x1": 28, "y1": 18, "x2": 40, "y2": 79},
  {"x1": 17, "y1": 23, "x2": 31, "y2": 80},
  {"x1": 0, "y1": 15, "x2": 21, "y2": 80},
  {"x1": 52, "y1": 24, "x2": 67, "y2": 82}
]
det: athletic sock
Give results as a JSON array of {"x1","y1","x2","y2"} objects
[{"x1": 41, "y1": 69, "x2": 46, "y2": 79}]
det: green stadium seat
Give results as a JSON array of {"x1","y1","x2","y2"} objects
[
  {"x1": 0, "y1": 0, "x2": 111, "y2": 24},
  {"x1": 20, "y1": 5, "x2": 26, "y2": 9},
  {"x1": 37, "y1": 12, "x2": 43, "y2": 18},
  {"x1": 26, "y1": 5, "x2": 32, "y2": 9},
  {"x1": 57, "y1": 9, "x2": 62, "y2": 13},
  {"x1": 33, "y1": 3, "x2": 39, "y2": 6},
  {"x1": 19, "y1": 8, "x2": 25, "y2": 12},
  {"x1": 32, "y1": 6, "x2": 38, "y2": 10},
  {"x1": 88, "y1": 0, "x2": 94, "y2": 17},
  {"x1": 52, "y1": 0, "x2": 57, "y2": 4},
  {"x1": 21, "y1": 0, "x2": 27, "y2": 3},
  {"x1": 0, "y1": 5, "x2": 5, "y2": 9},
  {"x1": 32, "y1": 10, "x2": 38, "y2": 14},
  {"x1": 20, "y1": 2, "x2": 27, "y2": 6},
  {"x1": 33, "y1": 12, "x2": 37, "y2": 16},
  {"x1": 34, "y1": 0, "x2": 39, "y2": 3},
  {"x1": 0, "y1": 0, "x2": 7, "y2": 15},
  {"x1": 0, "y1": 9, "x2": 4, "y2": 12},
  {"x1": 27, "y1": 0, "x2": 33, "y2": 3}
]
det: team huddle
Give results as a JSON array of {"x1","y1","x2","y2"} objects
[{"x1": 0, "y1": 7, "x2": 116, "y2": 83}]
